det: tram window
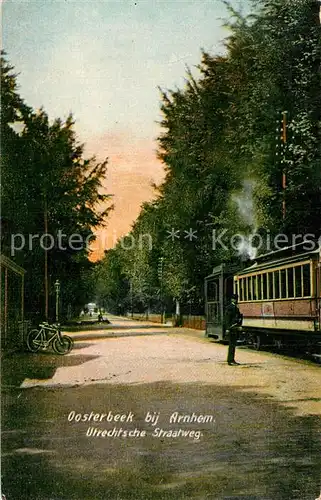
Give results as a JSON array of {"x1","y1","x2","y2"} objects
[
  {"x1": 268, "y1": 272, "x2": 273, "y2": 299},
  {"x1": 295, "y1": 266, "x2": 302, "y2": 297},
  {"x1": 248, "y1": 277, "x2": 252, "y2": 301},
  {"x1": 274, "y1": 271, "x2": 280, "y2": 299},
  {"x1": 208, "y1": 280, "x2": 218, "y2": 301},
  {"x1": 252, "y1": 276, "x2": 257, "y2": 300},
  {"x1": 280, "y1": 269, "x2": 286, "y2": 298},
  {"x1": 234, "y1": 280, "x2": 238, "y2": 299},
  {"x1": 287, "y1": 268, "x2": 294, "y2": 298},
  {"x1": 303, "y1": 264, "x2": 310, "y2": 296},
  {"x1": 237, "y1": 280, "x2": 241, "y2": 301},
  {"x1": 257, "y1": 274, "x2": 262, "y2": 300},
  {"x1": 242, "y1": 278, "x2": 245, "y2": 301},
  {"x1": 262, "y1": 273, "x2": 267, "y2": 299},
  {"x1": 238, "y1": 279, "x2": 241, "y2": 301}
]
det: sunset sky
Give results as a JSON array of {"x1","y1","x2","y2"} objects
[{"x1": 4, "y1": 0, "x2": 250, "y2": 259}]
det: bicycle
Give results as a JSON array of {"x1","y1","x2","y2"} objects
[{"x1": 26, "y1": 322, "x2": 73, "y2": 355}]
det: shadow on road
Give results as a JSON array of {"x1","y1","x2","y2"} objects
[
  {"x1": 1, "y1": 381, "x2": 321, "y2": 500},
  {"x1": 1, "y1": 352, "x2": 100, "y2": 388},
  {"x1": 63, "y1": 324, "x2": 171, "y2": 332},
  {"x1": 207, "y1": 340, "x2": 320, "y2": 365},
  {"x1": 71, "y1": 342, "x2": 96, "y2": 350},
  {"x1": 69, "y1": 330, "x2": 174, "y2": 341}
]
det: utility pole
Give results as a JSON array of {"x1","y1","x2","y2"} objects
[
  {"x1": 130, "y1": 280, "x2": 133, "y2": 318},
  {"x1": 276, "y1": 110, "x2": 288, "y2": 220},
  {"x1": 55, "y1": 279, "x2": 60, "y2": 323},
  {"x1": 32, "y1": 138, "x2": 49, "y2": 320},
  {"x1": 281, "y1": 110, "x2": 287, "y2": 219},
  {"x1": 158, "y1": 257, "x2": 164, "y2": 323},
  {"x1": 44, "y1": 194, "x2": 49, "y2": 320},
  {"x1": 130, "y1": 262, "x2": 137, "y2": 318}
]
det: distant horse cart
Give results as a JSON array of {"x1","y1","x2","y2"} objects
[{"x1": 205, "y1": 244, "x2": 321, "y2": 362}]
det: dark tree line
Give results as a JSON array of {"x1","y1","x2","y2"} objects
[
  {"x1": 1, "y1": 52, "x2": 112, "y2": 320},
  {"x1": 95, "y1": 0, "x2": 321, "y2": 317}
]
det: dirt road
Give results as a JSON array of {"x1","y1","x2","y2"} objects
[{"x1": 2, "y1": 317, "x2": 321, "y2": 499}]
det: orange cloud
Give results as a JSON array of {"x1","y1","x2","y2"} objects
[{"x1": 84, "y1": 130, "x2": 165, "y2": 261}]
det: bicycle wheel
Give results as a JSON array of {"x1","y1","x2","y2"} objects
[
  {"x1": 53, "y1": 335, "x2": 73, "y2": 355},
  {"x1": 26, "y1": 329, "x2": 42, "y2": 352}
]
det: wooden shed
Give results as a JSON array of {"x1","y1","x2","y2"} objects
[{"x1": 1, "y1": 254, "x2": 26, "y2": 349}]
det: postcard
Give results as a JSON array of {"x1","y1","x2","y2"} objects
[{"x1": 2, "y1": 1, "x2": 321, "y2": 499}]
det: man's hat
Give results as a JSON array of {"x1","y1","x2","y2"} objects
[{"x1": 231, "y1": 293, "x2": 238, "y2": 301}]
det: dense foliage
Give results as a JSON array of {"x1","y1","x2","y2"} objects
[
  {"x1": 95, "y1": 0, "x2": 321, "y2": 317},
  {"x1": 1, "y1": 53, "x2": 112, "y2": 320}
]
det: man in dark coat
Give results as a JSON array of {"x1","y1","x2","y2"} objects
[{"x1": 224, "y1": 294, "x2": 243, "y2": 365}]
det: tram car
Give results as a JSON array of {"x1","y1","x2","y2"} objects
[{"x1": 205, "y1": 243, "x2": 321, "y2": 359}]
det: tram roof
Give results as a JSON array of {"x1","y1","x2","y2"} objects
[
  {"x1": 205, "y1": 262, "x2": 240, "y2": 280},
  {"x1": 205, "y1": 243, "x2": 320, "y2": 280},
  {"x1": 254, "y1": 241, "x2": 320, "y2": 262},
  {"x1": 237, "y1": 242, "x2": 320, "y2": 276}
]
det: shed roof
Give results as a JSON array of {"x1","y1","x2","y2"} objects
[{"x1": 0, "y1": 254, "x2": 26, "y2": 276}]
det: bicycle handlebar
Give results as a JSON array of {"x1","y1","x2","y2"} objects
[{"x1": 39, "y1": 322, "x2": 60, "y2": 329}]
